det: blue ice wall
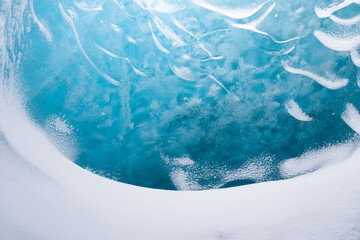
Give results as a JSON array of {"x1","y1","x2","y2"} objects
[{"x1": 21, "y1": 0, "x2": 360, "y2": 189}]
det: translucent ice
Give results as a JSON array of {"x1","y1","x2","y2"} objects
[{"x1": 4, "y1": 0, "x2": 360, "y2": 190}]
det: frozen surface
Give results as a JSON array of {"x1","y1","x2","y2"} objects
[
  {"x1": 1, "y1": 0, "x2": 360, "y2": 238},
  {"x1": 3, "y1": 0, "x2": 358, "y2": 189}
]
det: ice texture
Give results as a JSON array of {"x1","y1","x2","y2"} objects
[
  {"x1": 3, "y1": 0, "x2": 360, "y2": 190},
  {"x1": 285, "y1": 99, "x2": 313, "y2": 121},
  {"x1": 1, "y1": 84, "x2": 360, "y2": 239},
  {"x1": 1, "y1": 0, "x2": 360, "y2": 238}
]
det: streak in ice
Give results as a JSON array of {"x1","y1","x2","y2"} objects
[
  {"x1": 148, "y1": 20, "x2": 170, "y2": 53},
  {"x1": 285, "y1": 99, "x2": 313, "y2": 122},
  {"x1": 315, "y1": 0, "x2": 360, "y2": 18},
  {"x1": 228, "y1": 3, "x2": 299, "y2": 44},
  {"x1": 113, "y1": 0, "x2": 134, "y2": 19},
  {"x1": 170, "y1": 65, "x2": 197, "y2": 81},
  {"x1": 313, "y1": 31, "x2": 360, "y2": 52},
  {"x1": 30, "y1": 0, "x2": 52, "y2": 43},
  {"x1": 342, "y1": 103, "x2": 360, "y2": 134},
  {"x1": 133, "y1": 0, "x2": 185, "y2": 13},
  {"x1": 191, "y1": 0, "x2": 270, "y2": 19},
  {"x1": 153, "y1": 16, "x2": 186, "y2": 47},
  {"x1": 283, "y1": 64, "x2": 349, "y2": 90},
  {"x1": 264, "y1": 46, "x2": 296, "y2": 56},
  {"x1": 208, "y1": 75, "x2": 240, "y2": 101},
  {"x1": 59, "y1": 3, "x2": 121, "y2": 86},
  {"x1": 171, "y1": 17, "x2": 228, "y2": 59},
  {"x1": 74, "y1": 1, "x2": 103, "y2": 12},
  {"x1": 330, "y1": 14, "x2": 360, "y2": 26},
  {"x1": 351, "y1": 48, "x2": 360, "y2": 67},
  {"x1": 95, "y1": 44, "x2": 147, "y2": 77},
  {"x1": 182, "y1": 54, "x2": 224, "y2": 62}
]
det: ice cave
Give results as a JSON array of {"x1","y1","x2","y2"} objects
[{"x1": 1, "y1": 0, "x2": 360, "y2": 239}]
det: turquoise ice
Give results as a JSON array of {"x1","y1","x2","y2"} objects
[{"x1": 17, "y1": 0, "x2": 360, "y2": 189}]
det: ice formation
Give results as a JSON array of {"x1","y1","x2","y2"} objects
[
  {"x1": 1, "y1": 0, "x2": 360, "y2": 238},
  {"x1": 4, "y1": 0, "x2": 357, "y2": 190},
  {"x1": 1, "y1": 0, "x2": 360, "y2": 191}
]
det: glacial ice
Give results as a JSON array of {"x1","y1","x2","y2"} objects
[
  {"x1": 1, "y1": 0, "x2": 360, "y2": 239},
  {"x1": 1, "y1": 0, "x2": 358, "y2": 190}
]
